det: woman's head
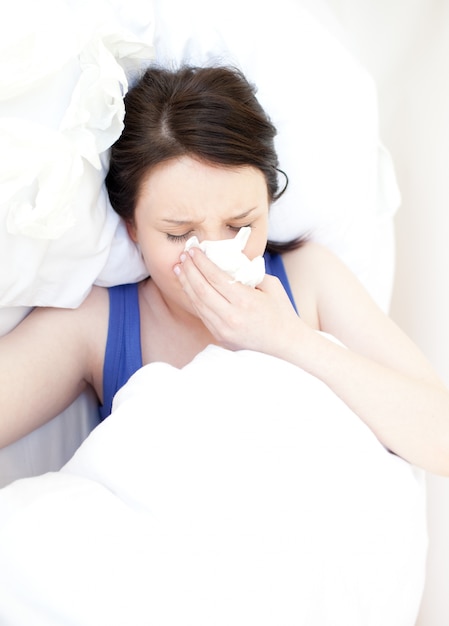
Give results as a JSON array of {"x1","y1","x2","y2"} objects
[{"x1": 105, "y1": 64, "x2": 284, "y2": 224}]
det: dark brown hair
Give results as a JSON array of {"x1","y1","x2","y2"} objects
[{"x1": 106, "y1": 65, "x2": 305, "y2": 253}]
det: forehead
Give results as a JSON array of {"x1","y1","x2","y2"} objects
[{"x1": 135, "y1": 156, "x2": 268, "y2": 220}]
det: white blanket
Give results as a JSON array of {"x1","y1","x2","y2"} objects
[{"x1": 0, "y1": 344, "x2": 427, "y2": 626}]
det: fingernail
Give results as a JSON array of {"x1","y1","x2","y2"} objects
[
  {"x1": 173, "y1": 265, "x2": 181, "y2": 276},
  {"x1": 180, "y1": 253, "x2": 186, "y2": 263}
]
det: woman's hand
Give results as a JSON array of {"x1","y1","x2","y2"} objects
[
  {"x1": 174, "y1": 247, "x2": 304, "y2": 357},
  {"x1": 175, "y1": 243, "x2": 449, "y2": 475}
]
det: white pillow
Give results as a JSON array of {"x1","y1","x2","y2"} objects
[
  {"x1": 0, "y1": 0, "x2": 399, "y2": 313},
  {"x1": 0, "y1": 0, "x2": 152, "y2": 308},
  {"x1": 150, "y1": 0, "x2": 400, "y2": 310}
]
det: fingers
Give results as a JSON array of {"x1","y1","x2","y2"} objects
[
  {"x1": 174, "y1": 248, "x2": 231, "y2": 324},
  {"x1": 174, "y1": 247, "x2": 264, "y2": 347},
  {"x1": 173, "y1": 247, "x2": 298, "y2": 354},
  {"x1": 175, "y1": 247, "x2": 242, "y2": 304}
]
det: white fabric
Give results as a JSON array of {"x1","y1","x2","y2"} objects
[
  {"x1": 0, "y1": 0, "x2": 400, "y2": 486},
  {"x1": 0, "y1": 345, "x2": 427, "y2": 625},
  {"x1": 0, "y1": 0, "x2": 152, "y2": 308},
  {"x1": 151, "y1": 0, "x2": 401, "y2": 311},
  {"x1": 0, "y1": 0, "x2": 398, "y2": 310}
]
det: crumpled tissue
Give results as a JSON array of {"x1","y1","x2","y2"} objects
[{"x1": 184, "y1": 227, "x2": 265, "y2": 287}]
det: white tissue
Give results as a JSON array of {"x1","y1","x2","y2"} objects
[{"x1": 184, "y1": 227, "x2": 265, "y2": 287}]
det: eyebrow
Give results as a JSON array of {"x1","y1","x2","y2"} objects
[{"x1": 161, "y1": 208, "x2": 257, "y2": 226}]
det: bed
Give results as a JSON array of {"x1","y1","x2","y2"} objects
[{"x1": 0, "y1": 1, "x2": 426, "y2": 624}]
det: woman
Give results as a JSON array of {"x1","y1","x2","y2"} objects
[{"x1": 2, "y1": 65, "x2": 449, "y2": 474}]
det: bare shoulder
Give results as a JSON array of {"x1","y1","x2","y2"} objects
[
  {"x1": 75, "y1": 286, "x2": 110, "y2": 392},
  {"x1": 47, "y1": 285, "x2": 110, "y2": 389},
  {"x1": 280, "y1": 240, "x2": 393, "y2": 345},
  {"x1": 26, "y1": 285, "x2": 109, "y2": 342},
  {"x1": 75, "y1": 284, "x2": 110, "y2": 323},
  {"x1": 0, "y1": 286, "x2": 111, "y2": 445},
  {"x1": 282, "y1": 240, "x2": 346, "y2": 279},
  {"x1": 281, "y1": 241, "x2": 441, "y2": 383},
  {"x1": 5, "y1": 285, "x2": 110, "y2": 397},
  {"x1": 280, "y1": 241, "x2": 342, "y2": 329},
  {"x1": 281, "y1": 240, "x2": 383, "y2": 334}
]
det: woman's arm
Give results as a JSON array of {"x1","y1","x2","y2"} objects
[
  {"x1": 176, "y1": 243, "x2": 449, "y2": 475},
  {"x1": 0, "y1": 287, "x2": 108, "y2": 448},
  {"x1": 283, "y1": 242, "x2": 449, "y2": 474}
]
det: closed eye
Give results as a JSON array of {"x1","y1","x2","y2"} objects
[
  {"x1": 166, "y1": 224, "x2": 251, "y2": 243},
  {"x1": 228, "y1": 223, "x2": 251, "y2": 232},
  {"x1": 166, "y1": 231, "x2": 193, "y2": 243}
]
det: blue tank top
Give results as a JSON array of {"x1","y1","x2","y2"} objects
[{"x1": 99, "y1": 251, "x2": 298, "y2": 419}]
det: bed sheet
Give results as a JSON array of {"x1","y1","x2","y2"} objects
[
  {"x1": 0, "y1": 344, "x2": 427, "y2": 626},
  {"x1": 0, "y1": 0, "x2": 400, "y2": 489}
]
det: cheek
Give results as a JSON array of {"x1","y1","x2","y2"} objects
[
  {"x1": 140, "y1": 239, "x2": 183, "y2": 280},
  {"x1": 246, "y1": 224, "x2": 269, "y2": 259}
]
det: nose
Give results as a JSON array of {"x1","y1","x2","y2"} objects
[{"x1": 197, "y1": 226, "x2": 236, "y2": 243}]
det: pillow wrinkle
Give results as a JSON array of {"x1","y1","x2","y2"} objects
[{"x1": 0, "y1": 0, "x2": 153, "y2": 306}]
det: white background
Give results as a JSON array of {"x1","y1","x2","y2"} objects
[{"x1": 323, "y1": 1, "x2": 449, "y2": 624}]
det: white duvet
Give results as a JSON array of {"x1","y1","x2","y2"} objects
[{"x1": 0, "y1": 343, "x2": 427, "y2": 626}]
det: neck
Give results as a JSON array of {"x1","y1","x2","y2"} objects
[{"x1": 140, "y1": 279, "x2": 219, "y2": 367}]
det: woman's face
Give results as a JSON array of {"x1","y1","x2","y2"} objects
[{"x1": 129, "y1": 155, "x2": 270, "y2": 314}]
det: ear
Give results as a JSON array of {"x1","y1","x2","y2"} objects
[{"x1": 126, "y1": 219, "x2": 138, "y2": 243}]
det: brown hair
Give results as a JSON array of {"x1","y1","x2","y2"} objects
[{"x1": 106, "y1": 65, "x2": 304, "y2": 253}]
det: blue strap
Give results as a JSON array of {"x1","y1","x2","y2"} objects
[
  {"x1": 100, "y1": 283, "x2": 143, "y2": 420},
  {"x1": 99, "y1": 253, "x2": 297, "y2": 419},
  {"x1": 264, "y1": 251, "x2": 298, "y2": 314}
]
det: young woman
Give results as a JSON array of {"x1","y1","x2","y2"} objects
[{"x1": 2, "y1": 65, "x2": 449, "y2": 474}]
